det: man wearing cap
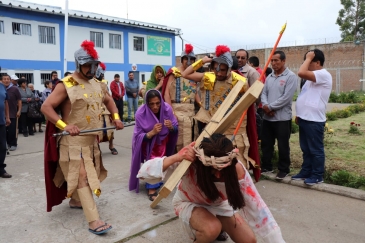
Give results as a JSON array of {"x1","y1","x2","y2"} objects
[
  {"x1": 41, "y1": 40, "x2": 124, "y2": 235},
  {"x1": 10, "y1": 75, "x2": 19, "y2": 87},
  {"x1": 182, "y1": 45, "x2": 260, "y2": 175},
  {"x1": 162, "y1": 44, "x2": 198, "y2": 151}
]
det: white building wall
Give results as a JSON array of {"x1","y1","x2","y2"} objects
[
  {"x1": 67, "y1": 26, "x2": 124, "y2": 64},
  {"x1": 128, "y1": 33, "x2": 172, "y2": 66},
  {"x1": 0, "y1": 17, "x2": 60, "y2": 61}
]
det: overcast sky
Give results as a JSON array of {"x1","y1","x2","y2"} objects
[{"x1": 22, "y1": 0, "x2": 343, "y2": 54}]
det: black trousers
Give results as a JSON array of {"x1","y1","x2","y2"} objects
[
  {"x1": 261, "y1": 119, "x2": 292, "y2": 173},
  {"x1": 20, "y1": 112, "x2": 34, "y2": 135},
  {"x1": 113, "y1": 99, "x2": 124, "y2": 122},
  {"x1": 6, "y1": 118, "x2": 18, "y2": 147},
  {"x1": 0, "y1": 125, "x2": 7, "y2": 174}
]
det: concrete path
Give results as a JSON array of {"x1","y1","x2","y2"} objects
[{"x1": 1, "y1": 117, "x2": 364, "y2": 243}]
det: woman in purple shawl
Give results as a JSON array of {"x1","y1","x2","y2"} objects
[{"x1": 129, "y1": 89, "x2": 178, "y2": 200}]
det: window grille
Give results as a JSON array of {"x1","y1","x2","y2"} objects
[
  {"x1": 109, "y1": 33, "x2": 121, "y2": 49},
  {"x1": 12, "y1": 22, "x2": 31, "y2": 36},
  {"x1": 40, "y1": 73, "x2": 52, "y2": 84},
  {"x1": 90, "y1": 31, "x2": 103, "y2": 48},
  {"x1": 39, "y1": 26, "x2": 55, "y2": 44},
  {"x1": 15, "y1": 73, "x2": 34, "y2": 84},
  {"x1": 0, "y1": 21, "x2": 4, "y2": 33},
  {"x1": 133, "y1": 36, "x2": 144, "y2": 51}
]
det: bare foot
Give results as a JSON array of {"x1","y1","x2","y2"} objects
[
  {"x1": 69, "y1": 198, "x2": 82, "y2": 208},
  {"x1": 89, "y1": 219, "x2": 111, "y2": 232}
]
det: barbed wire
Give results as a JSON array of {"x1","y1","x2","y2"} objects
[
  {"x1": 285, "y1": 60, "x2": 363, "y2": 69},
  {"x1": 179, "y1": 37, "x2": 344, "y2": 54}
]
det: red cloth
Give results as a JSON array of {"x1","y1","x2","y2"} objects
[
  {"x1": 44, "y1": 80, "x2": 67, "y2": 212},
  {"x1": 255, "y1": 67, "x2": 266, "y2": 83},
  {"x1": 161, "y1": 68, "x2": 173, "y2": 99},
  {"x1": 233, "y1": 70, "x2": 261, "y2": 181},
  {"x1": 110, "y1": 80, "x2": 125, "y2": 100},
  {"x1": 255, "y1": 67, "x2": 266, "y2": 109},
  {"x1": 246, "y1": 103, "x2": 261, "y2": 182}
]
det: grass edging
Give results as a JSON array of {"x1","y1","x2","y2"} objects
[
  {"x1": 115, "y1": 216, "x2": 178, "y2": 243},
  {"x1": 261, "y1": 173, "x2": 365, "y2": 201}
]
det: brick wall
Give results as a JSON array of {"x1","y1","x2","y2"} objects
[{"x1": 176, "y1": 42, "x2": 365, "y2": 92}]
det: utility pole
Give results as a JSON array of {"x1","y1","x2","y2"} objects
[{"x1": 63, "y1": 0, "x2": 69, "y2": 75}]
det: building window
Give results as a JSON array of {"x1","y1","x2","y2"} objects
[
  {"x1": 16, "y1": 73, "x2": 34, "y2": 84},
  {"x1": 39, "y1": 26, "x2": 55, "y2": 44},
  {"x1": 109, "y1": 33, "x2": 121, "y2": 49},
  {"x1": 133, "y1": 36, "x2": 144, "y2": 51},
  {"x1": 90, "y1": 31, "x2": 103, "y2": 48},
  {"x1": 41, "y1": 73, "x2": 52, "y2": 84},
  {"x1": 0, "y1": 21, "x2": 4, "y2": 33},
  {"x1": 12, "y1": 22, "x2": 31, "y2": 36}
]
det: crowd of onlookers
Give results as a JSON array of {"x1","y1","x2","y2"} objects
[{"x1": 0, "y1": 48, "x2": 331, "y2": 187}]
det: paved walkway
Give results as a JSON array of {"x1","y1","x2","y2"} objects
[{"x1": 1, "y1": 121, "x2": 365, "y2": 243}]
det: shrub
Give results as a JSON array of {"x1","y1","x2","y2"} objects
[
  {"x1": 330, "y1": 170, "x2": 365, "y2": 189},
  {"x1": 326, "y1": 112, "x2": 338, "y2": 121},
  {"x1": 291, "y1": 120, "x2": 299, "y2": 134},
  {"x1": 349, "y1": 122, "x2": 362, "y2": 135},
  {"x1": 346, "y1": 91, "x2": 360, "y2": 103},
  {"x1": 328, "y1": 92, "x2": 338, "y2": 103},
  {"x1": 336, "y1": 109, "x2": 352, "y2": 118},
  {"x1": 337, "y1": 92, "x2": 348, "y2": 103}
]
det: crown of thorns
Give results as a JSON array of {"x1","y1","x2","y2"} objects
[{"x1": 194, "y1": 147, "x2": 239, "y2": 170}]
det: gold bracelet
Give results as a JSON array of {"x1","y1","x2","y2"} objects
[
  {"x1": 192, "y1": 59, "x2": 203, "y2": 71},
  {"x1": 113, "y1": 113, "x2": 120, "y2": 120},
  {"x1": 55, "y1": 119, "x2": 67, "y2": 130}
]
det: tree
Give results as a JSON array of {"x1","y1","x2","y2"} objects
[{"x1": 336, "y1": 0, "x2": 365, "y2": 42}]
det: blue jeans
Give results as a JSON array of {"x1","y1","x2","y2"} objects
[
  {"x1": 298, "y1": 118, "x2": 325, "y2": 179},
  {"x1": 127, "y1": 97, "x2": 138, "y2": 120}
]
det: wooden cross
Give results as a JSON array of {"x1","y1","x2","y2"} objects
[{"x1": 150, "y1": 80, "x2": 264, "y2": 208}]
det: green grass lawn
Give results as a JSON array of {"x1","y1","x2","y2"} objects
[{"x1": 289, "y1": 112, "x2": 365, "y2": 177}]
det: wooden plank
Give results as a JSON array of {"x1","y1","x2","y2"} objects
[
  {"x1": 216, "y1": 81, "x2": 264, "y2": 133},
  {"x1": 209, "y1": 79, "x2": 244, "y2": 123},
  {"x1": 150, "y1": 79, "x2": 259, "y2": 208}
]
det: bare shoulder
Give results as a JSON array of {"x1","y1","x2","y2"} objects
[{"x1": 235, "y1": 162, "x2": 245, "y2": 180}]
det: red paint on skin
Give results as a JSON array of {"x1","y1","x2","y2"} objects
[{"x1": 236, "y1": 215, "x2": 244, "y2": 225}]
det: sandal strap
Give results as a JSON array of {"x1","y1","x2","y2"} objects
[{"x1": 91, "y1": 223, "x2": 108, "y2": 232}]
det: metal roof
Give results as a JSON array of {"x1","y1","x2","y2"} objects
[{"x1": 0, "y1": 0, "x2": 181, "y2": 34}]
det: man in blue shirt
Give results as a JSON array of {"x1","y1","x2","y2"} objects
[
  {"x1": 0, "y1": 82, "x2": 12, "y2": 178},
  {"x1": 125, "y1": 71, "x2": 139, "y2": 122}
]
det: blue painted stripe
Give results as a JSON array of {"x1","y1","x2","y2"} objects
[
  {"x1": 0, "y1": 59, "x2": 62, "y2": 70},
  {"x1": 0, "y1": 6, "x2": 176, "y2": 75}
]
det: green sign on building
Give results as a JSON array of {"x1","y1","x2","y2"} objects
[{"x1": 147, "y1": 35, "x2": 171, "y2": 56}]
